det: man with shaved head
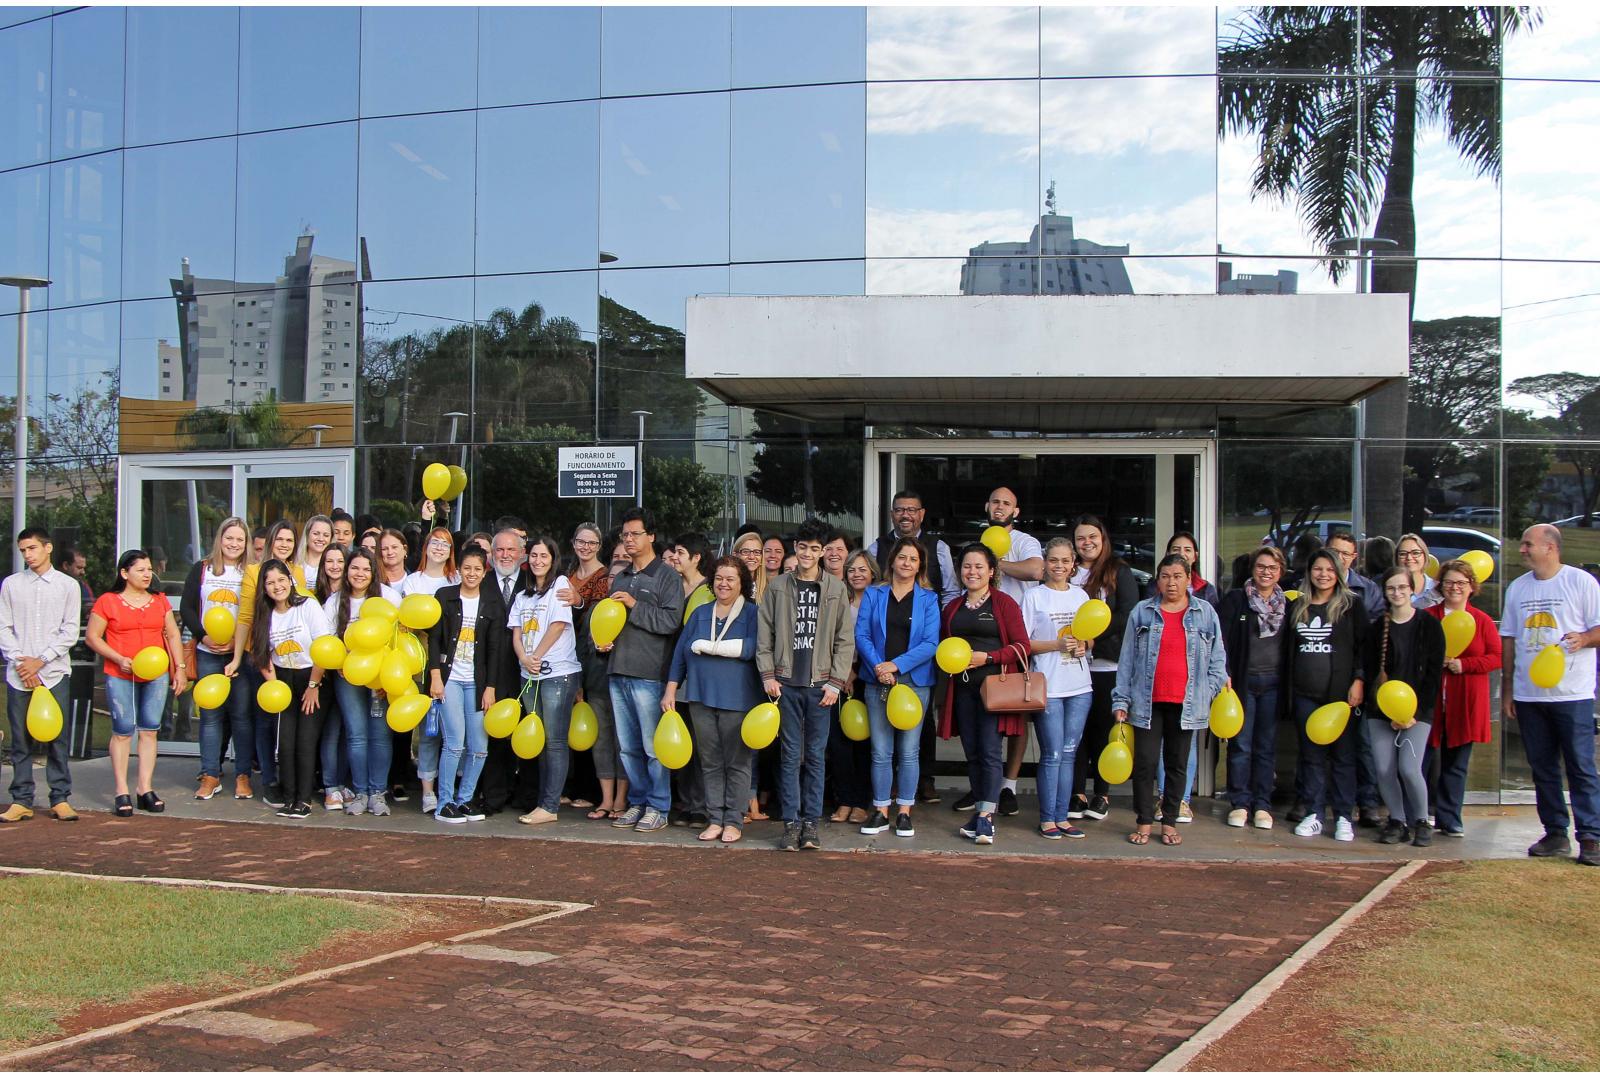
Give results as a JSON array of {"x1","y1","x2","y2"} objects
[{"x1": 1500, "y1": 524, "x2": 1600, "y2": 866}]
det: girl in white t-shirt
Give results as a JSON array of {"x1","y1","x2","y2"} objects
[
  {"x1": 324, "y1": 549, "x2": 386, "y2": 815},
  {"x1": 181, "y1": 516, "x2": 249, "y2": 800},
  {"x1": 297, "y1": 514, "x2": 333, "y2": 590},
  {"x1": 427, "y1": 546, "x2": 497, "y2": 824},
  {"x1": 507, "y1": 536, "x2": 581, "y2": 825},
  {"x1": 1025, "y1": 537, "x2": 1094, "y2": 839},
  {"x1": 402, "y1": 527, "x2": 460, "y2": 813}
]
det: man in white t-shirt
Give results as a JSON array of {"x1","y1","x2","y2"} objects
[{"x1": 1499, "y1": 524, "x2": 1600, "y2": 866}]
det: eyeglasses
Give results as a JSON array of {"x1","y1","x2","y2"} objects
[
  {"x1": 735, "y1": 547, "x2": 761, "y2": 556},
  {"x1": 1396, "y1": 549, "x2": 1425, "y2": 560},
  {"x1": 1440, "y1": 578, "x2": 1472, "y2": 589},
  {"x1": 427, "y1": 539, "x2": 450, "y2": 549},
  {"x1": 891, "y1": 506, "x2": 921, "y2": 516},
  {"x1": 572, "y1": 538, "x2": 599, "y2": 547},
  {"x1": 620, "y1": 530, "x2": 647, "y2": 540}
]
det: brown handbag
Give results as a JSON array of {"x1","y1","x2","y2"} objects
[
  {"x1": 183, "y1": 639, "x2": 200, "y2": 682},
  {"x1": 980, "y1": 643, "x2": 1046, "y2": 713}
]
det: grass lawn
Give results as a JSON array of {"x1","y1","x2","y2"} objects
[
  {"x1": 1331, "y1": 860, "x2": 1600, "y2": 1070},
  {"x1": 0, "y1": 875, "x2": 388, "y2": 1047}
]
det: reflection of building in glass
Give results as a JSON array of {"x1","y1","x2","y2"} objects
[
  {"x1": 1218, "y1": 262, "x2": 1298, "y2": 295},
  {"x1": 167, "y1": 235, "x2": 359, "y2": 408},
  {"x1": 959, "y1": 213, "x2": 1133, "y2": 296}
]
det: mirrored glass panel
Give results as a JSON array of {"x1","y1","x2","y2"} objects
[
  {"x1": 1216, "y1": 6, "x2": 1356, "y2": 76},
  {"x1": 600, "y1": 94, "x2": 730, "y2": 269},
  {"x1": 1407, "y1": 259, "x2": 1501, "y2": 441},
  {"x1": 235, "y1": 123, "x2": 358, "y2": 284},
  {"x1": 359, "y1": 277, "x2": 474, "y2": 448},
  {"x1": 867, "y1": 7, "x2": 1038, "y2": 80},
  {"x1": 1383, "y1": 77, "x2": 1500, "y2": 259},
  {"x1": 1503, "y1": 262, "x2": 1600, "y2": 426},
  {"x1": 1406, "y1": 437, "x2": 1501, "y2": 597},
  {"x1": 0, "y1": 8, "x2": 49, "y2": 30},
  {"x1": 476, "y1": 101, "x2": 599, "y2": 276},
  {"x1": 1041, "y1": 77, "x2": 1215, "y2": 258},
  {"x1": 1219, "y1": 438, "x2": 1355, "y2": 555},
  {"x1": 239, "y1": 7, "x2": 360, "y2": 132},
  {"x1": 601, "y1": 7, "x2": 731, "y2": 98},
  {"x1": 0, "y1": 165, "x2": 49, "y2": 316},
  {"x1": 730, "y1": 260, "x2": 865, "y2": 297},
  {"x1": 1504, "y1": 80, "x2": 1599, "y2": 262},
  {"x1": 740, "y1": 430, "x2": 864, "y2": 534},
  {"x1": 0, "y1": 18, "x2": 50, "y2": 171},
  {"x1": 0, "y1": 307, "x2": 47, "y2": 435},
  {"x1": 731, "y1": 84, "x2": 865, "y2": 263},
  {"x1": 1124, "y1": 257, "x2": 1215, "y2": 294},
  {"x1": 124, "y1": 7, "x2": 237, "y2": 145},
  {"x1": 360, "y1": 7, "x2": 477, "y2": 118},
  {"x1": 121, "y1": 137, "x2": 236, "y2": 302},
  {"x1": 49, "y1": 150, "x2": 122, "y2": 307},
  {"x1": 119, "y1": 295, "x2": 224, "y2": 452},
  {"x1": 51, "y1": 6, "x2": 124, "y2": 159},
  {"x1": 868, "y1": 258, "x2": 1008, "y2": 296},
  {"x1": 41, "y1": 302, "x2": 118, "y2": 462},
  {"x1": 462, "y1": 441, "x2": 600, "y2": 544},
  {"x1": 1505, "y1": 6, "x2": 1600, "y2": 79},
  {"x1": 1044, "y1": 6, "x2": 1215, "y2": 77},
  {"x1": 1360, "y1": 9, "x2": 1504, "y2": 77},
  {"x1": 732, "y1": 6, "x2": 866, "y2": 88},
  {"x1": 358, "y1": 112, "x2": 476, "y2": 281},
  {"x1": 1216, "y1": 254, "x2": 1355, "y2": 297},
  {"x1": 598, "y1": 265, "x2": 728, "y2": 442},
  {"x1": 479, "y1": 7, "x2": 599, "y2": 108},
  {"x1": 473, "y1": 271, "x2": 598, "y2": 441},
  {"x1": 866, "y1": 81, "x2": 1037, "y2": 260}
]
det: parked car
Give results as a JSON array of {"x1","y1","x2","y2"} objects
[
  {"x1": 1262, "y1": 519, "x2": 1354, "y2": 547},
  {"x1": 1419, "y1": 526, "x2": 1501, "y2": 564},
  {"x1": 1552, "y1": 514, "x2": 1600, "y2": 530},
  {"x1": 1440, "y1": 506, "x2": 1500, "y2": 525}
]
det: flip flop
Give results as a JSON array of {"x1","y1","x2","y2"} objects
[
  {"x1": 585, "y1": 807, "x2": 611, "y2": 820},
  {"x1": 1127, "y1": 827, "x2": 1150, "y2": 845},
  {"x1": 1161, "y1": 826, "x2": 1183, "y2": 846}
]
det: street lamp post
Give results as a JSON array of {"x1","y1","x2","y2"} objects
[
  {"x1": 631, "y1": 410, "x2": 651, "y2": 509},
  {"x1": 2, "y1": 275, "x2": 51, "y2": 573}
]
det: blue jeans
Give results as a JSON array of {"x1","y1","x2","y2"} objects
[
  {"x1": 336, "y1": 675, "x2": 390, "y2": 797},
  {"x1": 437, "y1": 679, "x2": 488, "y2": 807},
  {"x1": 196, "y1": 649, "x2": 247, "y2": 779},
  {"x1": 1228, "y1": 672, "x2": 1280, "y2": 812},
  {"x1": 865, "y1": 682, "x2": 929, "y2": 810},
  {"x1": 523, "y1": 673, "x2": 579, "y2": 813},
  {"x1": 778, "y1": 683, "x2": 831, "y2": 823},
  {"x1": 1034, "y1": 692, "x2": 1092, "y2": 823},
  {"x1": 106, "y1": 674, "x2": 168, "y2": 735},
  {"x1": 1296, "y1": 693, "x2": 1356, "y2": 822},
  {"x1": 610, "y1": 675, "x2": 670, "y2": 812},
  {"x1": 244, "y1": 666, "x2": 276, "y2": 787},
  {"x1": 1517, "y1": 698, "x2": 1600, "y2": 841},
  {"x1": 319, "y1": 685, "x2": 348, "y2": 794},
  {"x1": 417, "y1": 707, "x2": 441, "y2": 783},
  {"x1": 952, "y1": 678, "x2": 1003, "y2": 813}
]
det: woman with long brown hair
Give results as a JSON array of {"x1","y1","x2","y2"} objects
[{"x1": 1068, "y1": 514, "x2": 1142, "y2": 823}]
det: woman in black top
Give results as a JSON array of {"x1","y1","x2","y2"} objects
[
  {"x1": 1365, "y1": 565, "x2": 1445, "y2": 847},
  {"x1": 1217, "y1": 545, "x2": 1289, "y2": 830},
  {"x1": 1069, "y1": 515, "x2": 1143, "y2": 822}
]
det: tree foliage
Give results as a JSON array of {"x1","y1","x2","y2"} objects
[{"x1": 1509, "y1": 371, "x2": 1600, "y2": 524}]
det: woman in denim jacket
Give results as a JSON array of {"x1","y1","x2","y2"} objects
[{"x1": 1111, "y1": 554, "x2": 1229, "y2": 846}]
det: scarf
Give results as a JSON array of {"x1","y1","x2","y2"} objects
[{"x1": 1245, "y1": 580, "x2": 1285, "y2": 638}]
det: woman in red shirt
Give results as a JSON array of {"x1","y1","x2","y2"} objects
[
  {"x1": 86, "y1": 549, "x2": 188, "y2": 816},
  {"x1": 1425, "y1": 558, "x2": 1502, "y2": 838}
]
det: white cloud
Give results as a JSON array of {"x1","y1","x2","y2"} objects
[
  {"x1": 1041, "y1": 74, "x2": 1214, "y2": 157},
  {"x1": 1073, "y1": 193, "x2": 1215, "y2": 257},
  {"x1": 867, "y1": 206, "x2": 1039, "y2": 260},
  {"x1": 866, "y1": 7, "x2": 1039, "y2": 81},
  {"x1": 868, "y1": 80, "x2": 1037, "y2": 142},
  {"x1": 1042, "y1": 6, "x2": 1216, "y2": 77},
  {"x1": 866, "y1": 258, "x2": 966, "y2": 297}
]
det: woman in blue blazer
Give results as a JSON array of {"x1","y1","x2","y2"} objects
[{"x1": 854, "y1": 536, "x2": 941, "y2": 839}]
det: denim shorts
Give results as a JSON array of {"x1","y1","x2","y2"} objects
[{"x1": 106, "y1": 673, "x2": 169, "y2": 736}]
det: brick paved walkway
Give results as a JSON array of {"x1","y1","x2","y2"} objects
[{"x1": 0, "y1": 816, "x2": 1391, "y2": 1070}]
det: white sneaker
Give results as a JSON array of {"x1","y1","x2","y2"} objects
[
  {"x1": 1294, "y1": 814, "x2": 1322, "y2": 837},
  {"x1": 1226, "y1": 808, "x2": 1248, "y2": 828},
  {"x1": 1253, "y1": 810, "x2": 1274, "y2": 830},
  {"x1": 421, "y1": 792, "x2": 438, "y2": 814},
  {"x1": 1333, "y1": 816, "x2": 1355, "y2": 842}
]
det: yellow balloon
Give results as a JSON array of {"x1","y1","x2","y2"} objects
[
  {"x1": 484, "y1": 697, "x2": 521, "y2": 739},
  {"x1": 387, "y1": 691, "x2": 430, "y2": 732},
  {"x1": 1071, "y1": 599, "x2": 1112, "y2": 641},
  {"x1": 568, "y1": 701, "x2": 599, "y2": 751},
  {"x1": 1461, "y1": 549, "x2": 1495, "y2": 584},
  {"x1": 202, "y1": 606, "x2": 235, "y2": 646},
  {"x1": 421, "y1": 461, "x2": 451, "y2": 501},
  {"x1": 512, "y1": 711, "x2": 546, "y2": 759},
  {"x1": 257, "y1": 679, "x2": 292, "y2": 714},
  {"x1": 980, "y1": 525, "x2": 1011, "y2": 558},
  {"x1": 444, "y1": 464, "x2": 468, "y2": 501},
  {"x1": 1110, "y1": 721, "x2": 1133, "y2": 748},
  {"x1": 25, "y1": 687, "x2": 63, "y2": 742},
  {"x1": 839, "y1": 698, "x2": 869, "y2": 741},
  {"x1": 309, "y1": 634, "x2": 347, "y2": 670},
  {"x1": 935, "y1": 636, "x2": 972, "y2": 675},
  {"x1": 1098, "y1": 740, "x2": 1132, "y2": 785},
  {"x1": 393, "y1": 630, "x2": 426, "y2": 675},
  {"x1": 344, "y1": 616, "x2": 390, "y2": 654},
  {"x1": 379, "y1": 649, "x2": 417, "y2": 698},
  {"x1": 654, "y1": 709, "x2": 693, "y2": 769},
  {"x1": 887, "y1": 683, "x2": 924, "y2": 731},
  {"x1": 398, "y1": 593, "x2": 442, "y2": 630},
  {"x1": 1283, "y1": 589, "x2": 1301, "y2": 601},
  {"x1": 590, "y1": 598, "x2": 627, "y2": 646},
  {"x1": 1209, "y1": 687, "x2": 1244, "y2": 739},
  {"x1": 342, "y1": 648, "x2": 384, "y2": 688},
  {"x1": 192, "y1": 672, "x2": 231, "y2": 710},
  {"x1": 1376, "y1": 679, "x2": 1418, "y2": 725},
  {"x1": 1306, "y1": 701, "x2": 1351, "y2": 746},
  {"x1": 132, "y1": 646, "x2": 169, "y2": 682},
  {"x1": 1441, "y1": 608, "x2": 1476, "y2": 660},
  {"x1": 359, "y1": 596, "x2": 398, "y2": 625},
  {"x1": 742, "y1": 701, "x2": 780, "y2": 749},
  {"x1": 1529, "y1": 644, "x2": 1566, "y2": 689},
  {"x1": 1424, "y1": 554, "x2": 1441, "y2": 580}
]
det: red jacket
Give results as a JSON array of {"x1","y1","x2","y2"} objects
[
  {"x1": 939, "y1": 589, "x2": 1031, "y2": 739},
  {"x1": 1425, "y1": 603, "x2": 1500, "y2": 747}
]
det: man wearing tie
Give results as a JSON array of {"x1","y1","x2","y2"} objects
[{"x1": 476, "y1": 529, "x2": 530, "y2": 815}]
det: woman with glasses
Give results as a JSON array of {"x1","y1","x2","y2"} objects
[
  {"x1": 1365, "y1": 566, "x2": 1446, "y2": 846},
  {"x1": 732, "y1": 531, "x2": 770, "y2": 601},
  {"x1": 1394, "y1": 533, "x2": 1441, "y2": 609},
  {"x1": 401, "y1": 527, "x2": 460, "y2": 814},
  {"x1": 1423, "y1": 559, "x2": 1501, "y2": 839}
]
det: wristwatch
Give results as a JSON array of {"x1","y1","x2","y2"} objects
[{"x1": 307, "y1": 680, "x2": 321, "y2": 689}]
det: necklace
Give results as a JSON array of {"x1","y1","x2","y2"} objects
[{"x1": 964, "y1": 590, "x2": 990, "y2": 610}]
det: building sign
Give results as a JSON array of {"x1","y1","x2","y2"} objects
[{"x1": 558, "y1": 446, "x2": 636, "y2": 498}]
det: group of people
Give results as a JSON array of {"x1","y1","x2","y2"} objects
[{"x1": 0, "y1": 492, "x2": 1595, "y2": 866}]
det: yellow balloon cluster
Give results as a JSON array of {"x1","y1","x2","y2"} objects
[
  {"x1": 887, "y1": 684, "x2": 924, "y2": 730},
  {"x1": 380, "y1": 650, "x2": 417, "y2": 698},
  {"x1": 1305, "y1": 701, "x2": 1351, "y2": 745},
  {"x1": 1441, "y1": 608, "x2": 1476, "y2": 659},
  {"x1": 742, "y1": 701, "x2": 780, "y2": 749},
  {"x1": 568, "y1": 701, "x2": 599, "y2": 751},
  {"x1": 590, "y1": 599, "x2": 627, "y2": 646},
  {"x1": 654, "y1": 709, "x2": 693, "y2": 769},
  {"x1": 399, "y1": 594, "x2": 442, "y2": 630},
  {"x1": 935, "y1": 637, "x2": 972, "y2": 675},
  {"x1": 25, "y1": 687, "x2": 63, "y2": 742},
  {"x1": 839, "y1": 699, "x2": 869, "y2": 741},
  {"x1": 1209, "y1": 687, "x2": 1244, "y2": 739},
  {"x1": 132, "y1": 646, "x2": 169, "y2": 682},
  {"x1": 344, "y1": 616, "x2": 389, "y2": 654},
  {"x1": 309, "y1": 635, "x2": 347, "y2": 670},
  {"x1": 343, "y1": 648, "x2": 384, "y2": 688},
  {"x1": 360, "y1": 596, "x2": 399, "y2": 625},
  {"x1": 484, "y1": 698, "x2": 521, "y2": 740}
]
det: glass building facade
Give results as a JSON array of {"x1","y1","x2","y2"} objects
[{"x1": 3, "y1": 6, "x2": 1599, "y2": 795}]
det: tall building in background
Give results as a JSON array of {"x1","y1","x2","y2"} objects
[
  {"x1": 961, "y1": 214, "x2": 1134, "y2": 296},
  {"x1": 1218, "y1": 261, "x2": 1299, "y2": 295}
]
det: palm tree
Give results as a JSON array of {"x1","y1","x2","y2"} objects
[{"x1": 1218, "y1": 7, "x2": 1538, "y2": 536}]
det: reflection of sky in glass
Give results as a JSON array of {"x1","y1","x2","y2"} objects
[
  {"x1": 1125, "y1": 257, "x2": 1215, "y2": 295},
  {"x1": 50, "y1": 6, "x2": 123, "y2": 159},
  {"x1": 0, "y1": 311, "x2": 47, "y2": 405},
  {"x1": 125, "y1": 7, "x2": 237, "y2": 146},
  {"x1": 1043, "y1": 6, "x2": 1215, "y2": 77},
  {"x1": 239, "y1": 7, "x2": 359, "y2": 133},
  {"x1": 733, "y1": 7, "x2": 866, "y2": 88},
  {"x1": 43, "y1": 302, "x2": 119, "y2": 453},
  {"x1": 122, "y1": 137, "x2": 236, "y2": 301},
  {"x1": 600, "y1": 94, "x2": 730, "y2": 268},
  {"x1": 1506, "y1": 6, "x2": 1600, "y2": 79},
  {"x1": 477, "y1": 102, "x2": 599, "y2": 276},
  {"x1": 1502, "y1": 262, "x2": 1600, "y2": 413},
  {"x1": 1505, "y1": 80, "x2": 1600, "y2": 263},
  {"x1": 731, "y1": 260, "x2": 865, "y2": 298},
  {"x1": 0, "y1": 8, "x2": 50, "y2": 30},
  {"x1": 361, "y1": 7, "x2": 477, "y2": 118},
  {"x1": 118, "y1": 297, "x2": 180, "y2": 400},
  {"x1": 601, "y1": 265, "x2": 728, "y2": 332},
  {"x1": 235, "y1": 123, "x2": 357, "y2": 284},
  {"x1": 867, "y1": 7, "x2": 1037, "y2": 80},
  {"x1": 358, "y1": 112, "x2": 476, "y2": 281},
  {"x1": 479, "y1": 7, "x2": 599, "y2": 108},
  {"x1": 601, "y1": 7, "x2": 730, "y2": 97},
  {"x1": 2, "y1": 165, "x2": 49, "y2": 315},
  {"x1": 50, "y1": 150, "x2": 122, "y2": 306},
  {"x1": 732, "y1": 84, "x2": 865, "y2": 263},
  {"x1": 1, "y1": 18, "x2": 49, "y2": 171}
]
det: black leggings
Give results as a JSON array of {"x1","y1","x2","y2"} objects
[
  {"x1": 273, "y1": 665, "x2": 327, "y2": 807},
  {"x1": 1073, "y1": 669, "x2": 1118, "y2": 800},
  {"x1": 1133, "y1": 702, "x2": 1193, "y2": 826}
]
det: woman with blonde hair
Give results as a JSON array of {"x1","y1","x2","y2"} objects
[
  {"x1": 732, "y1": 531, "x2": 770, "y2": 601},
  {"x1": 297, "y1": 514, "x2": 334, "y2": 589},
  {"x1": 230, "y1": 518, "x2": 307, "y2": 807},
  {"x1": 179, "y1": 517, "x2": 253, "y2": 800},
  {"x1": 1394, "y1": 533, "x2": 1440, "y2": 608}
]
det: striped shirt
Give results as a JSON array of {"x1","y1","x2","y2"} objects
[{"x1": 0, "y1": 566, "x2": 83, "y2": 691}]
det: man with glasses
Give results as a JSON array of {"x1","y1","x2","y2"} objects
[
  {"x1": 600, "y1": 508, "x2": 684, "y2": 833},
  {"x1": 477, "y1": 529, "x2": 531, "y2": 816}
]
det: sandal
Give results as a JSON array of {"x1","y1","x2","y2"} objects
[
  {"x1": 828, "y1": 807, "x2": 851, "y2": 823},
  {"x1": 136, "y1": 791, "x2": 165, "y2": 814},
  {"x1": 720, "y1": 826, "x2": 742, "y2": 844},
  {"x1": 1127, "y1": 826, "x2": 1151, "y2": 846},
  {"x1": 697, "y1": 825, "x2": 724, "y2": 842},
  {"x1": 114, "y1": 794, "x2": 133, "y2": 818},
  {"x1": 1161, "y1": 826, "x2": 1183, "y2": 846},
  {"x1": 571, "y1": 798, "x2": 595, "y2": 809},
  {"x1": 585, "y1": 807, "x2": 611, "y2": 820}
]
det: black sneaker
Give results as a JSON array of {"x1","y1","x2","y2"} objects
[
  {"x1": 389, "y1": 783, "x2": 409, "y2": 802},
  {"x1": 1410, "y1": 819, "x2": 1433, "y2": 847},
  {"x1": 669, "y1": 810, "x2": 691, "y2": 827},
  {"x1": 460, "y1": 799, "x2": 487, "y2": 822},
  {"x1": 895, "y1": 812, "x2": 915, "y2": 837},
  {"x1": 288, "y1": 802, "x2": 312, "y2": 819},
  {"x1": 779, "y1": 822, "x2": 801, "y2": 851},
  {"x1": 262, "y1": 784, "x2": 286, "y2": 809},
  {"x1": 1528, "y1": 832, "x2": 1572, "y2": 858},
  {"x1": 1357, "y1": 806, "x2": 1383, "y2": 829},
  {"x1": 952, "y1": 790, "x2": 977, "y2": 812},
  {"x1": 1376, "y1": 819, "x2": 1409, "y2": 845},
  {"x1": 1286, "y1": 799, "x2": 1308, "y2": 824},
  {"x1": 1578, "y1": 839, "x2": 1600, "y2": 867},
  {"x1": 1084, "y1": 795, "x2": 1110, "y2": 821},
  {"x1": 800, "y1": 821, "x2": 820, "y2": 850},
  {"x1": 687, "y1": 812, "x2": 710, "y2": 830},
  {"x1": 859, "y1": 810, "x2": 891, "y2": 835},
  {"x1": 1067, "y1": 794, "x2": 1088, "y2": 820},
  {"x1": 274, "y1": 804, "x2": 297, "y2": 818},
  {"x1": 998, "y1": 788, "x2": 1020, "y2": 817},
  {"x1": 435, "y1": 803, "x2": 467, "y2": 824}
]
